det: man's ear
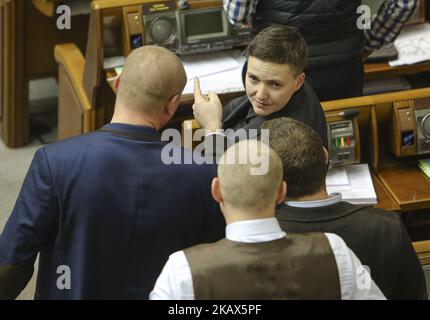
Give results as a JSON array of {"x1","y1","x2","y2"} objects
[
  {"x1": 276, "y1": 181, "x2": 287, "y2": 204},
  {"x1": 323, "y1": 147, "x2": 329, "y2": 165},
  {"x1": 164, "y1": 94, "x2": 180, "y2": 116},
  {"x1": 293, "y1": 72, "x2": 305, "y2": 92},
  {"x1": 211, "y1": 177, "x2": 223, "y2": 204}
]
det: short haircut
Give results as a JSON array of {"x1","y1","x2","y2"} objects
[
  {"x1": 261, "y1": 118, "x2": 326, "y2": 198},
  {"x1": 218, "y1": 140, "x2": 283, "y2": 212},
  {"x1": 117, "y1": 46, "x2": 186, "y2": 111},
  {"x1": 248, "y1": 25, "x2": 308, "y2": 77}
]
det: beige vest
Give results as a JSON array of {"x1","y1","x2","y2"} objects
[{"x1": 184, "y1": 232, "x2": 341, "y2": 299}]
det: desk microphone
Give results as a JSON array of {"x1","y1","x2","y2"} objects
[{"x1": 326, "y1": 109, "x2": 359, "y2": 119}]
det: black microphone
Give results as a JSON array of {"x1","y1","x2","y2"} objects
[{"x1": 326, "y1": 109, "x2": 359, "y2": 119}]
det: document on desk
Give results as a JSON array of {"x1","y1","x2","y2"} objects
[
  {"x1": 182, "y1": 50, "x2": 246, "y2": 95},
  {"x1": 325, "y1": 167, "x2": 349, "y2": 187},
  {"x1": 389, "y1": 23, "x2": 430, "y2": 67},
  {"x1": 326, "y1": 164, "x2": 377, "y2": 205},
  {"x1": 181, "y1": 51, "x2": 241, "y2": 79}
]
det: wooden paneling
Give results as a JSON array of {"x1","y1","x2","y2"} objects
[
  {"x1": 0, "y1": 1, "x2": 90, "y2": 147},
  {"x1": 25, "y1": 2, "x2": 89, "y2": 79},
  {"x1": 2, "y1": 0, "x2": 28, "y2": 147},
  {"x1": 0, "y1": 0, "x2": 3, "y2": 121}
]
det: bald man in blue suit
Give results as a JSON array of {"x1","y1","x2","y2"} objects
[{"x1": 0, "y1": 46, "x2": 225, "y2": 299}]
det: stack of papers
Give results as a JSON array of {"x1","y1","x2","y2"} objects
[
  {"x1": 326, "y1": 164, "x2": 377, "y2": 205},
  {"x1": 389, "y1": 23, "x2": 430, "y2": 67},
  {"x1": 418, "y1": 159, "x2": 430, "y2": 178},
  {"x1": 182, "y1": 50, "x2": 246, "y2": 95}
]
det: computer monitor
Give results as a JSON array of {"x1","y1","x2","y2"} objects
[
  {"x1": 178, "y1": 7, "x2": 230, "y2": 44},
  {"x1": 362, "y1": 0, "x2": 426, "y2": 24}
]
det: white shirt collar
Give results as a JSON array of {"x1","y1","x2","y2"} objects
[
  {"x1": 226, "y1": 217, "x2": 286, "y2": 243},
  {"x1": 285, "y1": 193, "x2": 342, "y2": 208}
]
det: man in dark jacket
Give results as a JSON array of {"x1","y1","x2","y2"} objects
[
  {"x1": 262, "y1": 117, "x2": 427, "y2": 300},
  {"x1": 0, "y1": 46, "x2": 225, "y2": 299}
]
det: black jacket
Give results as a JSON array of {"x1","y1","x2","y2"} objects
[
  {"x1": 252, "y1": 0, "x2": 363, "y2": 68},
  {"x1": 276, "y1": 201, "x2": 428, "y2": 300},
  {"x1": 222, "y1": 81, "x2": 328, "y2": 147}
]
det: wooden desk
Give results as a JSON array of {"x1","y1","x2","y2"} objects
[
  {"x1": 371, "y1": 173, "x2": 401, "y2": 212},
  {"x1": 378, "y1": 163, "x2": 430, "y2": 211},
  {"x1": 364, "y1": 61, "x2": 430, "y2": 80}
]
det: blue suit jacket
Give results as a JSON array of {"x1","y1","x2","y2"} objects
[{"x1": 0, "y1": 123, "x2": 225, "y2": 299}]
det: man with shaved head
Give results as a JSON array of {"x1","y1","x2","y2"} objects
[
  {"x1": 150, "y1": 140, "x2": 385, "y2": 300},
  {"x1": 0, "y1": 46, "x2": 225, "y2": 299}
]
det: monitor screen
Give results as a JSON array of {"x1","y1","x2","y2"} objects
[{"x1": 181, "y1": 8, "x2": 229, "y2": 42}]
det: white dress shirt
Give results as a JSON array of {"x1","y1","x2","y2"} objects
[
  {"x1": 150, "y1": 218, "x2": 386, "y2": 300},
  {"x1": 285, "y1": 193, "x2": 343, "y2": 208}
]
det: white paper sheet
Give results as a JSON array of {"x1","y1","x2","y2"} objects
[
  {"x1": 389, "y1": 23, "x2": 430, "y2": 67},
  {"x1": 326, "y1": 164, "x2": 377, "y2": 205},
  {"x1": 181, "y1": 51, "x2": 241, "y2": 80},
  {"x1": 182, "y1": 50, "x2": 246, "y2": 95},
  {"x1": 326, "y1": 167, "x2": 350, "y2": 186}
]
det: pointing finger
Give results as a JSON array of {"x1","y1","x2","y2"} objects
[{"x1": 194, "y1": 78, "x2": 203, "y2": 100}]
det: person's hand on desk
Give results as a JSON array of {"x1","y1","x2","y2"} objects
[{"x1": 193, "y1": 78, "x2": 223, "y2": 132}]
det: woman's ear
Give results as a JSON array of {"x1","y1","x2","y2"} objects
[{"x1": 294, "y1": 72, "x2": 305, "y2": 92}]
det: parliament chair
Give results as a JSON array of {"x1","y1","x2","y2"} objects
[{"x1": 0, "y1": 0, "x2": 90, "y2": 147}]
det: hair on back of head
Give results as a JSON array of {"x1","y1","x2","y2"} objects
[
  {"x1": 261, "y1": 117, "x2": 326, "y2": 198},
  {"x1": 248, "y1": 25, "x2": 308, "y2": 77}
]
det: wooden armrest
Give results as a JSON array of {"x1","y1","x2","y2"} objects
[
  {"x1": 321, "y1": 87, "x2": 430, "y2": 112},
  {"x1": 32, "y1": 0, "x2": 55, "y2": 17},
  {"x1": 54, "y1": 43, "x2": 91, "y2": 112}
]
